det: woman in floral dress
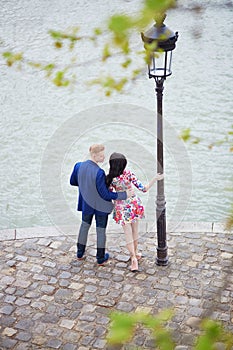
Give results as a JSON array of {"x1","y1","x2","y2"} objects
[{"x1": 106, "y1": 152, "x2": 164, "y2": 272}]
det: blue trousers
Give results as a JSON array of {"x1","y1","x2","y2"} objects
[{"x1": 77, "y1": 214, "x2": 108, "y2": 260}]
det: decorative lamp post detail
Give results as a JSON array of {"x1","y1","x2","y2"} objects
[{"x1": 141, "y1": 15, "x2": 178, "y2": 266}]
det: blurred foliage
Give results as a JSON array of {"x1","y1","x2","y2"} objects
[
  {"x1": 90, "y1": 76, "x2": 128, "y2": 96},
  {"x1": 208, "y1": 124, "x2": 233, "y2": 153},
  {"x1": 107, "y1": 309, "x2": 175, "y2": 349},
  {"x1": 179, "y1": 128, "x2": 201, "y2": 144},
  {"x1": 180, "y1": 124, "x2": 233, "y2": 152},
  {"x1": 107, "y1": 311, "x2": 233, "y2": 350},
  {"x1": 195, "y1": 319, "x2": 233, "y2": 350},
  {"x1": 48, "y1": 27, "x2": 81, "y2": 50},
  {"x1": 108, "y1": 14, "x2": 133, "y2": 54},
  {"x1": 2, "y1": 51, "x2": 23, "y2": 67},
  {"x1": 2, "y1": 0, "x2": 176, "y2": 94}
]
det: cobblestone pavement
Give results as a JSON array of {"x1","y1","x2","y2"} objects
[{"x1": 0, "y1": 228, "x2": 232, "y2": 349}]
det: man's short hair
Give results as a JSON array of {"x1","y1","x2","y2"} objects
[{"x1": 89, "y1": 144, "x2": 105, "y2": 154}]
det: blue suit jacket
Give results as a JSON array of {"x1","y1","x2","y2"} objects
[{"x1": 70, "y1": 160, "x2": 127, "y2": 215}]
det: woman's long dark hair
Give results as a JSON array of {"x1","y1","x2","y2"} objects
[{"x1": 106, "y1": 152, "x2": 127, "y2": 187}]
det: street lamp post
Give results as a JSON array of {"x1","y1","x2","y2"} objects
[{"x1": 141, "y1": 15, "x2": 178, "y2": 266}]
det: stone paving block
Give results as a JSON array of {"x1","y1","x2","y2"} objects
[
  {"x1": 93, "y1": 338, "x2": 107, "y2": 349},
  {"x1": 0, "y1": 305, "x2": 16, "y2": 315},
  {"x1": 40, "y1": 285, "x2": 56, "y2": 295},
  {"x1": 60, "y1": 319, "x2": 76, "y2": 329},
  {"x1": 50, "y1": 240, "x2": 63, "y2": 249},
  {"x1": 0, "y1": 337, "x2": 18, "y2": 349},
  {"x1": 31, "y1": 334, "x2": 47, "y2": 346},
  {"x1": 45, "y1": 339, "x2": 63, "y2": 349},
  {"x1": 32, "y1": 274, "x2": 49, "y2": 282},
  {"x1": 31, "y1": 301, "x2": 46, "y2": 309},
  {"x1": 2, "y1": 327, "x2": 17, "y2": 336},
  {"x1": 15, "y1": 342, "x2": 33, "y2": 350},
  {"x1": 63, "y1": 344, "x2": 77, "y2": 350},
  {"x1": 221, "y1": 252, "x2": 233, "y2": 259},
  {"x1": 15, "y1": 298, "x2": 31, "y2": 306},
  {"x1": 0, "y1": 276, "x2": 15, "y2": 286},
  {"x1": 4, "y1": 295, "x2": 17, "y2": 303},
  {"x1": 43, "y1": 260, "x2": 56, "y2": 268},
  {"x1": 15, "y1": 331, "x2": 31, "y2": 341},
  {"x1": 68, "y1": 282, "x2": 84, "y2": 290}
]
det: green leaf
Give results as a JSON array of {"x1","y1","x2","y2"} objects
[
  {"x1": 141, "y1": 309, "x2": 173, "y2": 329},
  {"x1": 145, "y1": 0, "x2": 175, "y2": 12},
  {"x1": 103, "y1": 76, "x2": 115, "y2": 88},
  {"x1": 48, "y1": 30, "x2": 63, "y2": 39},
  {"x1": 136, "y1": 0, "x2": 176, "y2": 29},
  {"x1": 132, "y1": 69, "x2": 142, "y2": 79},
  {"x1": 195, "y1": 319, "x2": 222, "y2": 350},
  {"x1": 102, "y1": 44, "x2": 111, "y2": 61},
  {"x1": 94, "y1": 27, "x2": 102, "y2": 35},
  {"x1": 49, "y1": 29, "x2": 81, "y2": 47},
  {"x1": 143, "y1": 42, "x2": 159, "y2": 64},
  {"x1": 43, "y1": 63, "x2": 55, "y2": 77},
  {"x1": 155, "y1": 329, "x2": 175, "y2": 350},
  {"x1": 28, "y1": 62, "x2": 42, "y2": 69},
  {"x1": 192, "y1": 137, "x2": 201, "y2": 144},
  {"x1": 114, "y1": 78, "x2": 128, "y2": 91},
  {"x1": 3, "y1": 51, "x2": 12, "y2": 58},
  {"x1": 44, "y1": 63, "x2": 55, "y2": 71},
  {"x1": 121, "y1": 40, "x2": 130, "y2": 54},
  {"x1": 180, "y1": 128, "x2": 191, "y2": 142},
  {"x1": 2, "y1": 51, "x2": 23, "y2": 66},
  {"x1": 107, "y1": 312, "x2": 135, "y2": 344},
  {"x1": 121, "y1": 58, "x2": 132, "y2": 68},
  {"x1": 108, "y1": 15, "x2": 132, "y2": 52},
  {"x1": 157, "y1": 309, "x2": 174, "y2": 322},
  {"x1": 52, "y1": 70, "x2": 70, "y2": 87},
  {"x1": 108, "y1": 15, "x2": 132, "y2": 35}
]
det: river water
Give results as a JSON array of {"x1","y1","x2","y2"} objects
[{"x1": 0, "y1": 0, "x2": 233, "y2": 230}]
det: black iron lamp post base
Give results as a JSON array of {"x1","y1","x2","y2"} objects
[
  {"x1": 156, "y1": 206, "x2": 168, "y2": 266},
  {"x1": 156, "y1": 248, "x2": 168, "y2": 266}
]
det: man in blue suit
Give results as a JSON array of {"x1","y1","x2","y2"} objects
[{"x1": 70, "y1": 144, "x2": 132, "y2": 265}]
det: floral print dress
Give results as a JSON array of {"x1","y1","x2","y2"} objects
[{"x1": 110, "y1": 169, "x2": 147, "y2": 226}]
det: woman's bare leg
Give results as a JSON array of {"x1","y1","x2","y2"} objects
[
  {"x1": 122, "y1": 223, "x2": 138, "y2": 271},
  {"x1": 131, "y1": 220, "x2": 139, "y2": 254},
  {"x1": 131, "y1": 220, "x2": 141, "y2": 260}
]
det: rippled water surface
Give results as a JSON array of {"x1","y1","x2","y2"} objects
[{"x1": 0, "y1": 0, "x2": 233, "y2": 229}]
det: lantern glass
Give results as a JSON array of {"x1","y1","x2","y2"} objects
[{"x1": 148, "y1": 50, "x2": 173, "y2": 79}]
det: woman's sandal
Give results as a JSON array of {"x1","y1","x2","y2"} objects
[{"x1": 130, "y1": 257, "x2": 138, "y2": 272}]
